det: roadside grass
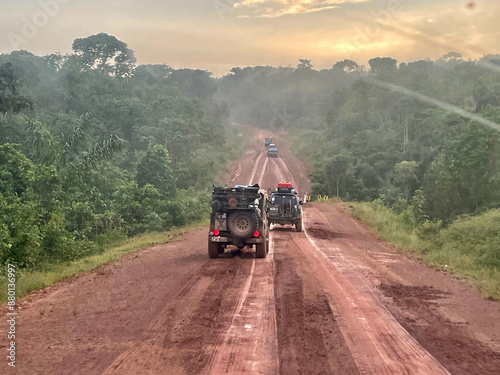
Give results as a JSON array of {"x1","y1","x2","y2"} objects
[
  {"x1": 0, "y1": 220, "x2": 207, "y2": 303},
  {"x1": 350, "y1": 202, "x2": 500, "y2": 301},
  {"x1": 350, "y1": 202, "x2": 428, "y2": 255}
]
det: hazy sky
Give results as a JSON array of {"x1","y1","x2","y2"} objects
[{"x1": 1, "y1": 0, "x2": 498, "y2": 76}]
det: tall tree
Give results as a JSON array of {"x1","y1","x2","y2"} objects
[
  {"x1": 297, "y1": 59, "x2": 313, "y2": 70},
  {"x1": 0, "y1": 62, "x2": 33, "y2": 113},
  {"x1": 72, "y1": 33, "x2": 137, "y2": 77},
  {"x1": 333, "y1": 59, "x2": 359, "y2": 72},
  {"x1": 368, "y1": 57, "x2": 398, "y2": 74}
]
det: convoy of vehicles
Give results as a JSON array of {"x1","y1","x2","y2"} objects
[
  {"x1": 208, "y1": 134, "x2": 305, "y2": 258},
  {"x1": 268, "y1": 182, "x2": 303, "y2": 232},
  {"x1": 208, "y1": 180, "x2": 304, "y2": 258},
  {"x1": 208, "y1": 184, "x2": 270, "y2": 258},
  {"x1": 265, "y1": 137, "x2": 278, "y2": 157}
]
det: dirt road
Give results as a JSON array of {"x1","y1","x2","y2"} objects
[{"x1": 2, "y1": 128, "x2": 500, "y2": 374}]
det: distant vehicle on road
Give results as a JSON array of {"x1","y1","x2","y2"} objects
[
  {"x1": 265, "y1": 137, "x2": 273, "y2": 147},
  {"x1": 268, "y1": 182, "x2": 303, "y2": 231},
  {"x1": 267, "y1": 144, "x2": 278, "y2": 157}
]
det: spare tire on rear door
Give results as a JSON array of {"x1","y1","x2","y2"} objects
[{"x1": 228, "y1": 211, "x2": 258, "y2": 238}]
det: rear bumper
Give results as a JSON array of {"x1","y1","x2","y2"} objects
[
  {"x1": 269, "y1": 219, "x2": 298, "y2": 225},
  {"x1": 209, "y1": 235, "x2": 264, "y2": 244}
]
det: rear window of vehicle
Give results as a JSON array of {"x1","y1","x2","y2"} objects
[{"x1": 271, "y1": 194, "x2": 297, "y2": 205}]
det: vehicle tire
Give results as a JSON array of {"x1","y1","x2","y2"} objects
[
  {"x1": 228, "y1": 211, "x2": 258, "y2": 238},
  {"x1": 295, "y1": 220, "x2": 302, "y2": 232},
  {"x1": 256, "y1": 239, "x2": 267, "y2": 258},
  {"x1": 208, "y1": 242, "x2": 219, "y2": 258},
  {"x1": 212, "y1": 200, "x2": 223, "y2": 212},
  {"x1": 212, "y1": 200, "x2": 228, "y2": 213}
]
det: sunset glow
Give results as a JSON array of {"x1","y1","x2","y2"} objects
[{"x1": 0, "y1": 0, "x2": 498, "y2": 75}]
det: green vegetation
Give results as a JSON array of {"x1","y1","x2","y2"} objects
[
  {"x1": 219, "y1": 52, "x2": 500, "y2": 299},
  {"x1": 0, "y1": 221, "x2": 206, "y2": 303},
  {"x1": 352, "y1": 202, "x2": 500, "y2": 300},
  {"x1": 351, "y1": 201, "x2": 423, "y2": 252},
  {"x1": 0, "y1": 33, "x2": 239, "y2": 274},
  {"x1": 219, "y1": 54, "x2": 500, "y2": 225},
  {"x1": 1, "y1": 33, "x2": 499, "y2": 301}
]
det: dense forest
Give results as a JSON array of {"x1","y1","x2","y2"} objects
[
  {"x1": 217, "y1": 53, "x2": 500, "y2": 228},
  {"x1": 1, "y1": 31, "x2": 499, "y2": 272},
  {"x1": 0, "y1": 33, "x2": 235, "y2": 269}
]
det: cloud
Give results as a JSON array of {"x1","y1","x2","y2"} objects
[{"x1": 233, "y1": 0, "x2": 368, "y2": 18}]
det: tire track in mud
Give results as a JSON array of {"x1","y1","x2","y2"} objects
[
  {"x1": 300, "y1": 207, "x2": 450, "y2": 375},
  {"x1": 101, "y1": 259, "x2": 254, "y2": 375},
  {"x1": 206, "y1": 260, "x2": 257, "y2": 374},
  {"x1": 274, "y1": 156, "x2": 297, "y2": 189},
  {"x1": 231, "y1": 163, "x2": 243, "y2": 184},
  {"x1": 272, "y1": 231, "x2": 360, "y2": 374},
  {"x1": 206, "y1": 144, "x2": 279, "y2": 374},
  {"x1": 267, "y1": 151, "x2": 361, "y2": 374},
  {"x1": 247, "y1": 150, "x2": 265, "y2": 186},
  {"x1": 207, "y1": 242, "x2": 279, "y2": 375},
  {"x1": 257, "y1": 156, "x2": 269, "y2": 187},
  {"x1": 267, "y1": 157, "x2": 288, "y2": 186},
  {"x1": 268, "y1": 145, "x2": 451, "y2": 374}
]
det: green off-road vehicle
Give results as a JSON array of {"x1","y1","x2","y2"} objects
[
  {"x1": 268, "y1": 183, "x2": 303, "y2": 232},
  {"x1": 208, "y1": 184, "x2": 269, "y2": 258}
]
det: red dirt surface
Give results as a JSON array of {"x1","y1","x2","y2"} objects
[{"x1": 1, "y1": 129, "x2": 499, "y2": 374}]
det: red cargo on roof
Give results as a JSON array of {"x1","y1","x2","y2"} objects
[{"x1": 278, "y1": 182, "x2": 292, "y2": 188}]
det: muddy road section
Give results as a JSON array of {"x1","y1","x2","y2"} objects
[{"x1": 1, "y1": 129, "x2": 500, "y2": 374}]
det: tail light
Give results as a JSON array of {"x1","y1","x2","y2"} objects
[
  {"x1": 253, "y1": 231, "x2": 260, "y2": 237},
  {"x1": 213, "y1": 229, "x2": 220, "y2": 236}
]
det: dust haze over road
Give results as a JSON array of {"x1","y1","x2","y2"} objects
[{"x1": 2, "y1": 128, "x2": 500, "y2": 374}]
